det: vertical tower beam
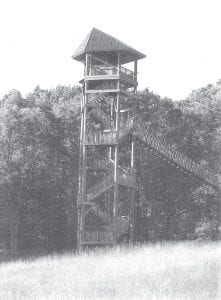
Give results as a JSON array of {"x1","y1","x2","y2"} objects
[
  {"x1": 77, "y1": 94, "x2": 84, "y2": 251},
  {"x1": 129, "y1": 60, "x2": 138, "y2": 244},
  {"x1": 109, "y1": 98, "x2": 114, "y2": 160},
  {"x1": 113, "y1": 53, "x2": 121, "y2": 243},
  {"x1": 78, "y1": 53, "x2": 89, "y2": 251}
]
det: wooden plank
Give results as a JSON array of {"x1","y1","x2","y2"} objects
[
  {"x1": 86, "y1": 89, "x2": 120, "y2": 94},
  {"x1": 84, "y1": 75, "x2": 119, "y2": 81},
  {"x1": 80, "y1": 240, "x2": 113, "y2": 245}
]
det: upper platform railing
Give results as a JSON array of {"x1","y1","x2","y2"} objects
[
  {"x1": 87, "y1": 56, "x2": 135, "y2": 82},
  {"x1": 90, "y1": 65, "x2": 134, "y2": 81},
  {"x1": 91, "y1": 66, "x2": 117, "y2": 76}
]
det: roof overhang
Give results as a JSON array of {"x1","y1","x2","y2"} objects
[{"x1": 72, "y1": 28, "x2": 146, "y2": 65}]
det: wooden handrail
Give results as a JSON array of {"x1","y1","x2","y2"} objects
[
  {"x1": 134, "y1": 115, "x2": 218, "y2": 188},
  {"x1": 86, "y1": 130, "x2": 118, "y2": 145}
]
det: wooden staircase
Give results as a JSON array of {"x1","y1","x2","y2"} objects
[
  {"x1": 88, "y1": 105, "x2": 111, "y2": 129},
  {"x1": 87, "y1": 160, "x2": 135, "y2": 202},
  {"x1": 133, "y1": 115, "x2": 218, "y2": 188},
  {"x1": 87, "y1": 175, "x2": 114, "y2": 202}
]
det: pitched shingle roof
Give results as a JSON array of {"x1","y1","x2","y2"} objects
[{"x1": 72, "y1": 28, "x2": 146, "y2": 64}]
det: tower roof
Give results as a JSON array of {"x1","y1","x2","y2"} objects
[{"x1": 72, "y1": 28, "x2": 146, "y2": 65}]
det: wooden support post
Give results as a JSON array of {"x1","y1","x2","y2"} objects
[
  {"x1": 134, "y1": 60, "x2": 137, "y2": 82},
  {"x1": 78, "y1": 54, "x2": 89, "y2": 252},
  {"x1": 131, "y1": 137, "x2": 135, "y2": 170},
  {"x1": 107, "y1": 192, "x2": 110, "y2": 225},
  {"x1": 89, "y1": 54, "x2": 92, "y2": 76},
  {"x1": 134, "y1": 60, "x2": 138, "y2": 110},
  {"x1": 10, "y1": 203, "x2": 18, "y2": 256},
  {"x1": 113, "y1": 92, "x2": 119, "y2": 218},
  {"x1": 113, "y1": 53, "x2": 121, "y2": 243},
  {"x1": 130, "y1": 136, "x2": 136, "y2": 245},
  {"x1": 129, "y1": 60, "x2": 138, "y2": 245},
  {"x1": 80, "y1": 99, "x2": 87, "y2": 250},
  {"x1": 218, "y1": 188, "x2": 221, "y2": 240},
  {"x1": 77, "y1": 95, "x2": 84, "y2": 251},
  {"x1": 111, "y1": 98, "x2": 114, "y2": 127},
  {"x1": 109, "y1": 98, "x2": 114, "y2": 160}
]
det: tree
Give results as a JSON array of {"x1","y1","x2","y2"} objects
[{"x1": 0, "y1": 86, "x2": 81, "y2": 254}]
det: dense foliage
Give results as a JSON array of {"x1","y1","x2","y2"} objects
[
  {"x1": 0, "y1": 82, "x2": 220, "y2": 254},
  {"x1": 135, "y1": 85, "x2": 221, "y2": 242}
]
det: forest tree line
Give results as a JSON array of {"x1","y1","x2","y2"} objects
[{"x1": 0, "y1": 81, "x2": 220, "y2": 255}]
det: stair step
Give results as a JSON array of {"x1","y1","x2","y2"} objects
[
  {"x1": 87, "y1": 176, "x2": 114, "y2": 201},
  {"x1": 87, "y1": 171, "x2": 135, "y2": 201}
]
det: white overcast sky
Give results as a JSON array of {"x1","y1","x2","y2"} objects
[{"x1": 0, "y1": 0, "x2": 221, "y2": 100}]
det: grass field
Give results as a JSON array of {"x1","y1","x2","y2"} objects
[{"x1": 0, "y1": 242, "x2": 220, "y2": 300}]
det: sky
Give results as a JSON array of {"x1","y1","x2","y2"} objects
[{"x1": 0, "y1": 0, "x2": 221, "y2": 100}]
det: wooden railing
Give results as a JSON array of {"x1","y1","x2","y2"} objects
[
  {"x1": 87, "y1": 158, "x2": 112, "y2": 170},
  {"x1": 88, "y1": 54, "x2": 135, "y2": 83},
  {"x1": 85, "y1": 116, "x2": 133, "y2": 145},
  {"x1": 82, "y1": 230, "x2": 114, "y2": 243},
  {"x1": 120, "y1": 66, "x2": 134, "y2": 82},
  {"x1": 85, "y1": 130, "x2": 118, "y2": 145},
  {"x1": 91, "y1": 66, "x2": 117, "y2": 76},
  {"x1": 90, "y1": 65, "x2": 135, "y2": 81},
  {"x1": 90, "y1": 108, "x2": 133, "y2": 132}
]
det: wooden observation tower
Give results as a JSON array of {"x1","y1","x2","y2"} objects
[{"x1": 72, "y1": 28, "x2": 146, "y2": 249}]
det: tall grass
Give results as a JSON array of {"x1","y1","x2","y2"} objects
[{"x1": 0, "y1": 242, "x2": 220, "y2": 299}]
